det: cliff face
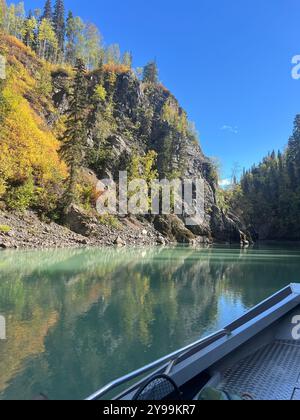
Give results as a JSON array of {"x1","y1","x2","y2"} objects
[
  {"x1": 0, "y1": 34, "x2": 250, "y2": 245},
  {"x1": 54, "y1": 69, "x2": 249, "y2": 244}
]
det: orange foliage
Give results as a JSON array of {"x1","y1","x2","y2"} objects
[
  {"x1": 103, "y1": 63, "x2": 131, "y2": 74},
  {"x1": 0, "y1": 33, "x2": 39, "y2": 77}
]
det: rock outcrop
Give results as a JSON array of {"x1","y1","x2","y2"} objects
[
  {"x1": 210, "y1": 206, "x2": 251, "y2": 246},
  {"x1": 50, "y1": 68, "x2": 250, "y2": 245},
  {"x1": 0, "y1": 33, "x2": 250, "y2": 248}
]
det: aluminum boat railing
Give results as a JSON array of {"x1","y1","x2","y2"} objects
[
  {"x1": 86, "y1": 329, "x2": 228, "y2": 400},
  {"x1": 86, "y1": 284, "x2": 296, "y2": 401}
]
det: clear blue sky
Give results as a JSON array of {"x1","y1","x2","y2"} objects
[{"x1": 15, "y1": 0, "x2": 300, "y2": 180}]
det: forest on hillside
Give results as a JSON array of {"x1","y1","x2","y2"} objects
[
  {"x1": 222, "y1": 116, "x2": 300, "y2": 241},
  {"x1": 0, "y1": 0, "x2": 203, "y2": 225},
  {"x1": 1, "y1": 0, "x2": 300, "y2": 242},
  {"x1": 0, "y1": 0, "x2": 133, "y2": 68}
]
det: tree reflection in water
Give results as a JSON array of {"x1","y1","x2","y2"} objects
[{"x1": 0, "y1": 245, "x2": 299, "y2": 400}]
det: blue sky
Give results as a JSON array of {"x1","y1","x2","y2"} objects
[{"x1": 13, "y1": 0, "x2": 300, "y2": 180}]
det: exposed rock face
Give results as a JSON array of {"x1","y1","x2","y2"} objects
[
  {"x1": 0, "y1": 35, "x2": 251, "y2": 250},
  {"x1": 153, "y1": 215, "x2": 196, "y2": 244},
  {"x1": 50, "y1": 69, "x2": 250, "y2": 245},
  {"x1": 210, "y1": 206, "x2": 241, "y2": 242},
  {"x1": 24, "y1": 68, "x2": 248, "y2": 250},
  {"x1": 210, "y1": 206, "x2": 252, "y2": 245}
]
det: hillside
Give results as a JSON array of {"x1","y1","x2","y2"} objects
[
  {"x1": 227, "y1": 116, "x2": 300, "y2": 241},
  {"x1": 0, "y1": 32, "x2": 250, "y2": 248}
]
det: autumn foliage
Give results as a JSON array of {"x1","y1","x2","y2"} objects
[
  {"x1": 103, "y1": 63, "x2": 131, "y2": 75},
  {"x1": 0, "y1": 34, "x2": 66, "y2": 211}
]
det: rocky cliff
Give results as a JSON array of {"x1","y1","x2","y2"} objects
[
  {"x1": 55, "y1": 68, "x2": 250, "y2": 245},
  {"x1": 0, "y1": 34, "x2": 250, "y2": 247}
]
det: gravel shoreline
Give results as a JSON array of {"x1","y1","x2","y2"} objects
[{"x1": 0, "y1": 211, "x2": 168, "y2": 250}]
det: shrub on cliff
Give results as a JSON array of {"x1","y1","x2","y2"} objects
[{"x1": 0, "y1": 35, "x2": 66, "y2": 212}]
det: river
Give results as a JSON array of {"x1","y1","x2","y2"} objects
[{"x1": 0, "y1": 244, "x2": 299, "y2": 400}]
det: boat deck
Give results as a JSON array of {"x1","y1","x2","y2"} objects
[{"x1": 219, "y1": 340, "x2": 300, "y2": 401}]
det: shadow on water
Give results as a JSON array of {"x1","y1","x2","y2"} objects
[{"x1": 0, "y1": 244, "x2": 299, "y2": 400}]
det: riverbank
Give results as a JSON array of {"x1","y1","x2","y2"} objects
[
  {"x1": 0, "y1": 210, "x2": 168, "y2": 249},
  {"x1": 0, "y1": 209, "x2": 251, "y2": 250}
]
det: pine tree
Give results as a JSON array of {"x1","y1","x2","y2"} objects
[
  {"x1": 53, "y1": 0, "x2": 65, "y2": 58},
  {"x1": 143, "y1": 61, "x2": 159, "y2": 84},
  {"x1": 233, "y1": 115, "x2": 300, "y2": 240},
  {"x1": 65, "y1": 11, "x2": 75, "y2": 64},
  {"x1": 60, "y1": 59, "x2": 89, "y2": 210},
  {"x1": 42, "y1": 0, "x2": 52, "y2": 21},
  {"x1": 287, "y1": 115, "x2": 300, "y2": 185}
]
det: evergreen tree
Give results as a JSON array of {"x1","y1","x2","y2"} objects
[
  {"x1": 287, "y1": 115, "x2": 300, "y2": 185},
  {"x1": 60, "y1": 59, "x2": 89, "y2": 210},
  {"x1": 143, "y1": 61, "x2": 159, "y2": 84},
  {"x1": 42, "y1": 0, "x2": 52, "y2": 21},
  {"x1": 65, "y1": 11, "x2": 75, "y2": 64},
  {"x1": 53, "y1": 0, "x2": 65, "y2": 58},
  {"x1": 232, "y1": 115, "x2": 300, "y2": 240}
]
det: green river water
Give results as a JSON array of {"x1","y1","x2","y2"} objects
[{"x1": 0, "y1": 244, "x2": 299, "y2": 400}]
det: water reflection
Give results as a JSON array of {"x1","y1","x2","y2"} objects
[{"x1": 0, "y1": 245, "x2": 299, "y2": 400}]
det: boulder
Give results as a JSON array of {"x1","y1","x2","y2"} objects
[
  {"x1": 63, "y1": 205, "x2": 92, "y2": 237},
  {"x1": 114, "y1": 237, "x2": 126, "y2": 247},
  {"x1": 154, "y1": 215, "x2": 196, "y2": 244}
]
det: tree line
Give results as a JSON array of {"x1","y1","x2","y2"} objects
[
  {"x1": 0, "y1": 0, "x2": 134, "y2": 69},
  {"x1": 228, "y1": 116, "x2": 300, "y2": 240},
  {"x1": 0, "y1": 0, "x2": 194, "y2": 219}
]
